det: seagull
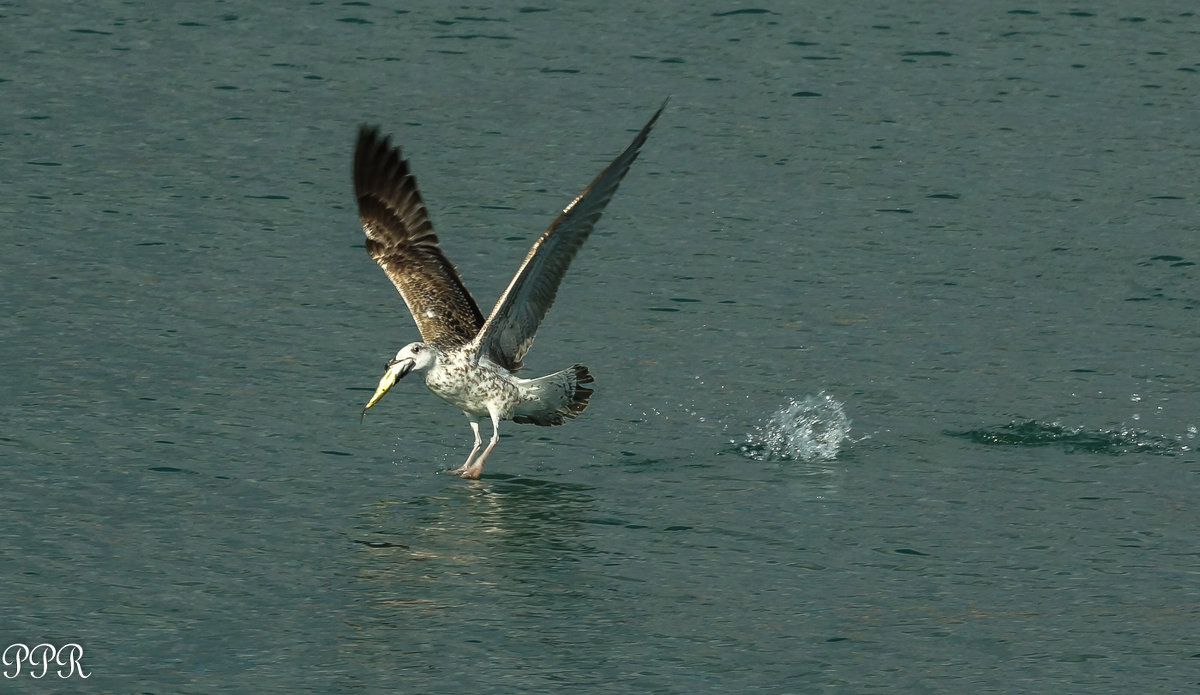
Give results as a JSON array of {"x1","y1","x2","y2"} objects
[{"x1": 355, "y1": 102, "x2": 665, "y2": 478}]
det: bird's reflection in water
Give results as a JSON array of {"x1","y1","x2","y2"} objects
[
  {"x1": 450, "y1": 474, "x2": 600, "y2": 554},
  {"x1": 350, "y1": 471, "x2": 605, "y2": 619}
]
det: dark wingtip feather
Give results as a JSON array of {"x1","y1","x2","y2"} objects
[
  {"x1": 354, "y1": 125, "x2": 405, "y2": 204},
  {"x1": 351, "y1": 124, "x2": 486, "y2": 347}
]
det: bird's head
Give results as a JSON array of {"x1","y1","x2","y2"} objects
[{"x1": 361, "y1": 342, "x2": 439, "y2": 416}]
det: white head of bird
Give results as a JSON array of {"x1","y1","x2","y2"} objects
[{"x1": 362, "y1": 342, "x2": 440, "y2": 416}]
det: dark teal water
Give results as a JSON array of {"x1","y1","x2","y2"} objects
[{"x1": 4, "y1": 2, "x2": 1199, "y2": 692}]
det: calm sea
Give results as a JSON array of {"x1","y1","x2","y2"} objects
[{"x1": 4, "y1": 1, "x2": 1198, "y2": 692}]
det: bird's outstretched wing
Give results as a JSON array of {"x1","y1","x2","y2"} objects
[
  {"x1": 470, "y1": 101, "x2": 666, "y2": 371},
  {"x1": 354, "y1": 126, "x2": 485, "y2": 349}
]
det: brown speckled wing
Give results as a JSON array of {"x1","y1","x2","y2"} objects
[
  {"x1": 354, "y1": 126, "x2": 485, "y2": 349},
  {"x1": 470, "y1": 101, "x2": 666, "y2": 371}
]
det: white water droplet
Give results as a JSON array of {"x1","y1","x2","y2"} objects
[{"x1": 738, "y1": 392, "x2": 851, "y2": 462}]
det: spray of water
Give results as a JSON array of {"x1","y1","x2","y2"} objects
[{"x1": 737, "y1": 392, "x2": 851, "y2": 462}]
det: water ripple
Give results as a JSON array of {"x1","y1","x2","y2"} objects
[{"x1": 947, "y1": 419, "x2": 1196, "y2": 456}]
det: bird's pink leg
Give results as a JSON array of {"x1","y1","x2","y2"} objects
[
  {"x1": 450, "y1": 420, "x2": 483, "y2": 476},
  {"x1": 459, "y1": 409, "x2": 500, "y2": 479}
]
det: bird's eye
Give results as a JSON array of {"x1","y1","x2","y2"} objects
[{"x1": 412, "y1": 345, "x2": 422, "y2": 354}]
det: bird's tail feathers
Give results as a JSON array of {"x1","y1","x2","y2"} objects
[{"x1": 513, "y1": 364, "x2": 594, "y2": 426}]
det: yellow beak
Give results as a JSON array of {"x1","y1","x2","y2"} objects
[
  {"x1": 360, "y1": 359, "x2": 413, "y2": 421},
  {"x1": 363, "y1": 370, "x2": 397, "y2": 410}
]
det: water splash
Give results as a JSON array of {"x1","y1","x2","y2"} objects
[
  {"x1": 737, "y1": 392, "x2": 851, "y2": 462},
  {"x1": 948, "y1": 419, "x2": 1195, "y2": 456}
]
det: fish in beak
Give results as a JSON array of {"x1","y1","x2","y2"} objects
[{"x1": 361, "y1": 358, "x2": 415, "y2": 420}]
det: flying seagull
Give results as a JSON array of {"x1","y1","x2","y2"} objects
[{"x1": 355, "y1": 102, "x2": 665, "y2": 478}]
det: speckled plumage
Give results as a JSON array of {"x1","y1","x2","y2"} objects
[
  {"x1": 355, "y1": 102, "x2": 663, "y2": 478},
  {"x1": 421, "y1": 346, "x2": 592, "y2": 426}
]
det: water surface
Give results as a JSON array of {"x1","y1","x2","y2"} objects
[{"x1": 4, "y1": 2, "x2": 1199, "y2": 692}]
